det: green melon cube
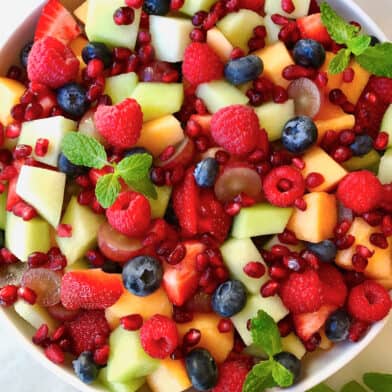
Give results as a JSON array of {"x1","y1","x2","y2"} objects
[
  {"x1": 64, "y1": 258, "x2": 90, "y2": 273},
  {"x1": 342, "y1": 149, "x2": 380, "y2": 173},
  {"x1": 264, "y1": 14, "x2": 281, "y2": 45},
  {"x1": 104, "y1": 72, "x2": 138, "y2": 105},
  {"x1": 380, "y1": 104, "x2": 392, "y2": 148},
  {"x1": 148, "y1": 186, "x2": 172, "y2": 219},
  {"x1": 378, "y1": 148, "x2": 392, "y2": 184},
  {"x1": 180, "y1": 0, "x2": 216, "y2": 16},
  {"x1": 264, "y1": 0, "x2": 311, "y2": 18},
  {"x1": 0, "y1": 189, "x2": 7, "y2": 230},
  {"x1": 99, "y1": 367, "x2": 146, "y2": 392},
  {"x1": 263, "y1": 234, "x2": 304, "y2": 253},
  {"x1": 282, "y1": 333, "x2": 306, "y2": 359}
]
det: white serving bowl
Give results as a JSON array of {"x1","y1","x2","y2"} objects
[{"x1": 0, "y1": 1, "x2": 389, "y2": 391}]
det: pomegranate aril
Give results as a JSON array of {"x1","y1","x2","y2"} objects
[
  {"x1": 260, "y1": 280, "x2": 280, "y2": 297},
  {"x1": 382, "y1": 215, "x2": 392, "y2": 236},
  {"x1": 12, "y1": 201, "x2": 38, "y2": 221},
  {"x1": 120, "y1": 314, "x2": 143, "y2": 331},
  {"x1": 225, "y1": 201, "x2": 241, "y2": 216},
  {"x1": 159, "y1": 145, "x2": 176, "y2": 161},
  {"x1": 85, "y1": 249, "x2": 105, "y2": 268},
  {"x1": 369, "y1": 233, "x2": 388, "y2": 249},
  {"x1": 278, "y1": 316, "x2": 293, "y2": 337},
  {"x1": 352, "y1": 253, "x2": 368, "y2": 272},
  {"x1": 301, "y1": 249, "x2": 320, "y2": 270},
  {"x1": 51, "y1": 325, "x2": 66, "y2": 342},
  {"x1": 217, "y1": 318, "x2": 233, "y2": 333},
  {"x1": 183, "y1": 328, "x2": 201, "y2": 347},
  {"x1": 339, "y1": 129, "x2": 356, "y2": 145},
  {"x1": 342, "y1": 67, "x2": 355, "y2": 83},
  {"x1": 17, "y1": 286, "x2": 37, "y2": 304},
  {"x1": 94, "y1": 344, "x2": 110, "y2": 365},
  {"x1": 190, "y1": 28, "x2": 206, "y2": 42},
  {"x1": 281, "y1": 0, "x2": 295, "y2": 13},
  {"x1": 278, "y1": 229, "x2": 299, "y2": 245},
  {"x1": 230, "y1": 47, "x2": 245, "y2": 60},
  {"x1": 195, "y1": 136, "x2": 209, "y2": 152},
  {"x1": 167, "y1": 243, "x2": 186, "y2": 265},
  {"x1": 305, "y1": 172, "x2": 325, "y2": 189},
  {"x1": 248, "y1": 37, "x2": 265, "y2": 51},
  {"x1": 125, "y1": 0, "x2": 143, "y2": 8},
  {"x1": 57, "y1": 223, "x2": 72, "y2": 238},
  {"x1": 329, "y1": 89, "x2": 347, "y2": 105},
  {"x1": 13, "y1": 144, "x2": 32, "y2": 159},
  {"x1": 6, "y1": 122, "x2": 22, "y2": 138},
  {"x1": 342, "y1": 101, "x2": 355, "y2": 114},
  {"x1": 356, "y1": 244, "x2": 374, "y2": 259},
  {"x1": 196, "y1": 253, "x2": 210, "y2": 272},
  {"x1": 374, "y1": 131, "x2": 389, "y2": 151},
  {"x1": 362, "y1": 211, "x2": 383, "y2": 226},
  {"x1": 1, "y1": 248, "x2": 18, "y2": 264},
  {"x1": 0, "y1": 284, "x2": 18, "y2": 306},
  {"x1": 24, "y1": 102, "x2": 43, "y2": 121},
  {"x1": 34, "y1": 138, "x2": 49, "y2": 157},
  {"x1": 304, "y1": 333, "x2": 321, "y2": 352},
  {"x1": 283, "y1": 65, "x2": 317, "y2": 81},
  {"x1": 45, "y1": 344, "x2": 65, "y2": 364},
  {"x1": 282, "y1": 255, "x2": 305, "y2": 272},
  {"x1": 314, "y1": 72, "x2": 328, "y2": 88},
  {"x1": 11, "y1": 104, "x2": 26, "y2": 121},
  {"x1": 331, "y1": 146, "x2": 352, "y2": 162},
  {"x1": 271, "y1": 13, "x2": 290, "y2": 26},
  {"x1": 336, "y1": 234, "x2": 355, "y2": 250},
  {"x1": 192, "y1": 11, "x2": 208, "y2": 26},
  {"x1": 243, "y1": 261, "x2": 266, "y2": 278},
  {"x1": 59, "y1": 338, "x2": 71, "y2": 352},
  {"x1": 78, "y1": 189, "x2": 95, "y2": 206},
  {"x1": 269, "y1": 263, "x2": 289, "y2": 281},
  {"x1": 173, "y1": 306, "x2": 193, "y2": 324},
  {"x1": 33, "y1": 324, "x2": 49, "y2": 345},
  {"x1": 113, "y1": 6, "x2": 135, "y2": 25}
]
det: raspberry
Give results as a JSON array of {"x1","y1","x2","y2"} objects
[
  {"x1": 347, "y1": 280, "x2": 391, "y2": 322},
  {"x1": 318, "y1": 264, "x2": 347, "y2": 307},
  {"x1": 94, "y1": 98, "x2": 142, "y2": 149},
  {"x1": 280, "y1": 270, "x2": 323, "y2": 314},
  {"x1": 212, "y1": 360, "x2": 250, "y2": 392},
  {"x1": 140, "y1": 314, "x2": 179, "y2": 359},
  {"x1": 106, "y1": 191, "x2": 151, "y2": 237},
  {"x1": 263, "y1": 166, "x2": 305, "y2": 207},
  {"x1": 211, "y1": 105, "x2": 260, "y2": 155},
  {"x1": 65, "y1": 310, "x2": 110, "y2": 355},
  {"x1": 336, "y1": 171, "x2": 383, "y2": 214},
  {"x1": 182, "y1": 43, "x2": 224, "y2": 85},
  {"x1": 368, "y1": 76, "x2": 392, "y2": 103},
  {"x1": 27, "y1": 36, "x2": 79, "y2": 88}
]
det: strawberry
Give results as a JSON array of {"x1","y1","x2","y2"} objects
[
  {"x1": 34, "y1": 0, "x2": 82, "y2": 45},
  {"x1": 297, "y1": 13, "x2": 332, "y2": 46}
]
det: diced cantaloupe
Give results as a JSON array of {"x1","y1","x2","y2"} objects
[
  {"x1": 176, "y1": 313, "x2": 234, "y2": 363},
  {"x1": 287, "y1": 192, "x2": 337, "y2": 243},
  {"x1": 335, "y1": 218, "x2": 392, "y2": 280},
  {"x1": 74, "y1": 1, "x2": 88, "y2": 24},
  {"x1": 376, "y1": 275, "x2": 392, "y2": 290},
  {"x1": 69, "y1": 36, "x2": 88, "y2": 73},
  {"x1": 136, "y1": 115, "x2": 184, "y2": 157},
  {"x1": 314, "y1": 96, "x2": 346, "y2": 121},
  {"x1": 206, "y1": 27, "x2": 234, "y2": 62},
  {"x1": 253, "y1": 42, "x2": 294, "y2": 88},
  {"x1": 339, "y1": 60, "x2": 370, "y2": 105},
  {"x1": 301, "y1": 147, "x2": 347, "y2": 192},
  {"x1": 319, "y1": 52, "x2": 344, "y2": 92},
  {"x1": 105, "y1": 288, "x2": 173, "y2": 330},
  {"x1": 0, "y1": 77, "x2": 26, "y2": 126},
  {"x1": 319, "y1": 329, "x2": 333, "y2": 350},
  {"x1": 315, "y1": 113, "x2": 355, "y2": 143}
]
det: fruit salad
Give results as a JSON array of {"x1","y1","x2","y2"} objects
[{"x1": 0, "y1": 0, "x2": 391, "y2": 391}]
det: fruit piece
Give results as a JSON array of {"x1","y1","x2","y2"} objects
[
  {"x1": 150, "y1": 16, "x2": 193, "y2": 63},
  {"x1": 180, "y1": 0, "x2": 216, "y2": 16},
  {"x1": 264, "y1": 0, "x2": 310, "y2": 18},
  {"x1": 340, "y1": 60, "x2": 371, "y2": 105},
  {"x1": 211, "y1": 360, "x2": 249, "y2": 392},
  {"x1": 16, "y1": 165, "x2": 66, "y2": 227},
  {"x1": 325, "y1": 309, "x2": 350, "y2": 342},
  {"x1": 212, "y1": 280, "x2": 247, "y2": 317},
  {"x1": 254, "y1": 100, "x2": 295, "y2": 141},
  {"x1": 64, "y1": 259, "x2": 90, "y2": 273},
  {"x1": 0, "y1": 77, "x2": 26, "y2": 126},
  {"x1": 69, "y1": 36, "x2": 89, "y2": 72},
  {"x1": 107, "y1": 327, "x2": 159, "y2": 382},
  {"x1": 155, "y1": 137, "x2": 194, "y2": 170},
  {"x1": 273, "y1": 352, "x2": 301, "y2": 382},
  {"x1": 350, "y1": 134, "x2": 373, "y2": 157},
  {"x1": 315, "y1": 113, "x2": 355, "y2": 143},
  {"x1": 318, "y1": 263, "x2": 347, "y2": 307},
  {"x1": 288, "y1": 78, "x2": 322, "y2": 118},
  {"x1": 86, "y1": 0, "x2": 141, "y2": 50},
  {"x1": 264, "y1": 14, "x2": 281, "y2": 45},
  {"x1": 319, "y1": 52, "x2": 344, "y2": 92},
  {"x1": 224, "y1": 55, "x2": 263, "y2": 86},
  {"x1": 293, "y1": 39, "x2": 325, "y2": 68},
  {"x1": 216, "y1": 10, "x2": 264, "y2": 52},
  {"x1": 263, "y1": 234, "x2": 304, "y2": 253},
  {"x1": 306, "y1": 240, "x2": 337, "y2": 263},
  {"x1": 131, "y1": 83, "x2": 183, "y2": 122},
  {"x1": 99, "y1": 367, "x2": 145, "y2": 392},
  {"x1": 343, "y1": 149, "x2": 380, "y2": 173},
  {"x1": 78, "y1": 109, "x2": 108, "y2": 146},
  {"x1": 82, "y1": 41, "x2": 112, "y2": 69},
  {"x1": 58, "y1": 152, "x2": 87, "y2": 178},
  {"x1": 281, "y1": 333, "x2": 306, "y2": 359},
  {"x1": 57, "y1": 82, "x2": 89, "y2": 117},
  {"x1": 74, "y1": 1, "x2": 88, "y2": 24},
  {"x1": 314, "y1": 95, "x2": 345, "y2": 121},
  {"x1": 378, "y1": 148, "x2": 392, "y2": 184},
  {"x1": 56, "y1": 196, "x2": 105, "y2": 265},
  {"x1": 206, "y1": 28, "x2": 234, "y2": 63},
  {"x1": 148, "y1": 185, "x2": 172, "y2": 218},
  {"x1": 103, "y1": 72, "x2": 138, "y2": 105},
  {"x1": 73, "y1": 352, "x2": 99, "y2": 384},
  {"x1": 281, "y1": 116, "x2": 318, "y2": 153},
  {"x1": 0, "y1": 190, "x2": 7, "y2": 230},
  {"x1": 143, "y1": 0, "x2": 171, "y2": 15},
  {"x1": 5, "y1": 213, "x2": 51, "y2": 262},
  {"x1": 232, "y1": 203, "x2": 293, "y2": 239},
  {"x1": 194, "y1": 158, "x2": 218, "y2": 188},
  {"x1": 297, "y1": 13, "x2": 332, "y2": 46},
  {"x1": 380, "y1": 104, "x2": 392, "y2": 148}
]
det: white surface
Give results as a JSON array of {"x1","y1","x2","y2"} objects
[{"x1": 0, "y1": 1, "x2": 391, "y2": 392}]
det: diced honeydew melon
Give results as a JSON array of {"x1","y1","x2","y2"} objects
[
  {"x1": 16, "y1": 166, "x2": 66, "y2": 227},
  {"x1": 86, "y1": 0, "x2": 141, "y2": 50},
  {"x1": 206, "y1": 28, "x2": 234, "y2": 62},
  {"x1": 282, "y1": 333, "x2": 306, "y2": 359},
  {"x1": 263, "y1": 234, "x2": 304, "y2": 253},
  {"x1": 99, "y1": 367, "x2": 146, "y2": 392},
  {"x1": 264, "y1": 14, "x2": 281, "y2": 45},
  {"x1": 131, "y1": 83, "x2": 184, "y2": 122},
  {"x1": 180, "y1": 0, "x2": 216, "y2": 16},
  {"x1": 264, "y1": 0, "x2": 311, "y2": 18},
  {"x1": 220, "y1": 238, "x2": 268, "y2": 294},
  {"x1": 64, "y1": 258, "x2": 90, "y2": 272},
  {"x1": 231, "y1": 203, "x2": 293, "y2": 239},
  {"x1": 196, "y1": 80, "x2": 248, "y2": 114},
  {"x1": 254, "y1": 100, "x2": 295, "y2": 141},
  {"x1": 18, "y1": 116, "x2": 77, "y2": 167},
  {"x1": 148, "y1": 186, "x2": 172, "y2": 219},
  {"x1": 381, "y1": 104, "x2": 392, "y2": 148},
  {"x1": 5, "y1": 213, "x2": 51, "y2": 262},
  {"x1": 104, "y1": 72, "x2": 138, "y2": 105},
  {"x1": 0, "y1": 189, "x2": 7, "y2": 230},
  {"x1": 342, "y1": 149, "x2": 380, "y2": 173},
  {"x1": 149, "y1": 16, "x2": 193, "y2": 63},
  {"x1": 378, "y1": 148, "x2": 392, "y2": 184},
  {"x1": 78, "y1": 109, "x2": 108, "y2": 147},
  {"x1": 216, "y1": 10, "x2": 264, "y2": 52}
]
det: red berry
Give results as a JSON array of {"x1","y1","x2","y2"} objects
[
  {"x1": 212, "y1": 360, "x2": 250, "y2": 392},
  {"x1": 45, "y1": 344, "x2": 65, "y2": 364},
  {"x1": 243, "y1": 261, "x2": 266, "y2": 278},
  {"x1": 120, "y1": 314, "x2": 143, "y2": 331},
  {"x1": 318, "y1": 263, "x2": 347, "y2": 308},
  {"x1": 368, "y1": 76, "x2": 392, "y2": 103}
]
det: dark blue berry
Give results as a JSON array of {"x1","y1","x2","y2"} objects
[
  {"x1": 212, "y1": 279, "x2": 247, "y2": 317},
  {"x1": 57, "y1": 83, "x2": 89, "y2": 118},
  {"x1": 306, "y1": 240, "x2": 337, "y2": 263},
  {"x1": 325, "y1": 309, "x2": 350, "y2": 342},
  {"x1": 224, "y1": 55, "x2": 263, "y2": 85},
  {"x1": 122, "y1": 255, "x2": 163, "y2": 296},
  {"x1": 282, "y1": 116, "x2": 318, "y2": 153},
  {"x1": 293, "y1": 39, "x2": 326, "y2": 68},
  {"x1": 124, "y1": 147, "x2": 151, "y2": 157},
  {"x1": 143, "y1": 0, "x2": 170, "y2": 15},
  {"x1": 273, "y1": 352, "x2": 301, "y2": 382},
  {"x1": 72, "y1": 352, "x2": 98, "y2": 384},
  {"x1": 194, "y1": 158, "x2": 219, "y2": 188},
  {"x1": 185, "y1": 348, "x2": 218, "y2": 391},
  {"x1": 20, "y1": 41, "x2": 33, "y2": 68},
  {"x1": 101, "y1": 260, "x2": 123, "y2": 274},
  {"x1": 58, "y1": 152, "x2": 87, "y2": 178},
  {"x1": 370, "y1": 35, "x2": 380, "y2": 46},
  {"x1": 82, "y1": 42, "x2": 112, "y2": 68},
  {"x1": 349, "y1": 134, "x2": 374, "y2": 156}
]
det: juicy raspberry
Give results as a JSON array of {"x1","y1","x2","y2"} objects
[
  {"x1": 212, "y1": 360, "x2": 251, "y2": 392},
  {"x1": 27, "y1": 36, "x2": 79, "y2": 88},
  {"x1": 336, "y1": 171, "x2": 383, "y2": 214},
  {"x1": 347, "y1": 280, "x2": 391, "y2": 322},
  {"x1": 94, "y1": 98, "x2": 143, "y2": 149},
  {"x1": 211, "y1": 105, "x2": 260, "y2": 155},
  {"x1": 106, "y1": 191, "x2": 151, "y2": 237},
  {"x1": 381, "y1": 184, "x2": 392, "y2": 212},
  {"x1": 368, "y1": 76, "x2": 392, "y2": 103},
  {"x1": 65, "y1": 310, "x2": 110, "y2": 355},
  {"x1": 318, "y1": 264, "x2": 347, "y2": 307},
  {"x1": 263, "y1": 166, "x2": 305, "y2": 207},
  {"x1": 238, "y1": 0, "x2": 264, "y2": 11},
  {"x1": 280, "y1": 270, "x2": 323, "y2": 314},
  {"x1": 140, "y1": 314, "x2": 179, "y2": 359},
  {"x1": 182, "y1": 43, "x2": 224, "y2": 85}
]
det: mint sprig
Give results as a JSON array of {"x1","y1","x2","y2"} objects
[{"x1": 61, "y1": 133, "x2": 157, "y2": 208}]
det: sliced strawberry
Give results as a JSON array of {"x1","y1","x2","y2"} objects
[
  {"x1": 297, "y1": 13, "x2": 332, "y2": 46},
  {"x1": 318, "y1": 264, "x2": 348, "y2": 308},
  {"x1": 6, "y1": 176, "x2": 22, "y2": 212},
  {"x1": 35, "y1": 0, "x2": 82, "y2": 45}
]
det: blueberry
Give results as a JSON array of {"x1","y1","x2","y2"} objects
[
  {"x1": 212, "y1": 279, "x2": 247, "y2": 317},
  {"x1": 349, "y1": 134, "x2": 374, "y2": 156},
  {"x1": 194, "y1": 158, "x2": 219, "y2": 188},
  {"x1": 124, "y1": 147, "x2": 151, "y2": 157},
  {"x1": 72, "y1": 352, "x2": 98, "y2": 384},
  {"x1": 273, "y1": 352, "x2": 301, "y2": 382},
  {"x1": 82, "y1": 42, "x2": 112, "y2": 68},
  {"x1": 122, "y1": 255, "x2": 163, "y2": 296},
  {"x1": 57, "y1": 83, "x2": 89, "y2": 118},
  {"x1": 20, "y1": 41, "x2": 33, "y2": 68},
  {"x1": 325, "y1": 309, "x2": 350, "y2": 342},
  {"x1": 306, "y1": 240, "x2": 337, "y2": 263},
  {"x1": 58, "y1": 153, "x2": 87, "y2": 178},
  {"x1": 185, "y1": 348, "x2": 218, "y2": 391},
  {"x1": 143, "y1": 0, "x2": 170, "y2": 15},
  {"x1": 293, "y1": 39, "x2": 326, "y2": 68},
  {"x1": 224, "y1": 55, "x2": 263, "y2": 85},
  {"x1": 369, "y1": 35, "x2": 380, "y2": 46},
  {"x1": 282, "y1": 116, "x2": 318, "y2": 153}
]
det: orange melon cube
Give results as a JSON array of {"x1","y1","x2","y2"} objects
[
  {"x1": 206, "y1": 28, "x2": 234, "y2": 62},
  {"x1": 287, "y1": 192, "x2": 337, "y2": 243},
  {"x1": 301, "y1": 147, "x2": 347, "y2": 192},
  {"x1": 69, "y1": 36, "x2": 88, "y2": 81},
  {"x1": 105, "y1": 287, "x2": 173, "y2": 330},
  {"x1": 74, "y1": 1, "x2": 88, "y2": 24},
  {"x1": 315, "y1": 113, "x2": 355, "y2": 143},
  {"x1": 147, "y1": 359, "x2": 191, "y2": 392},
  {"x1": 314, "y1": 96, "x2": 345, "y2": 121},
  {"x1": 0, "y1": 77, "x2": 26, "y2": 126},
  {"x1": 376, "y1": 275, "x2": 392, "y2": 290},
  {"x1": 177, "y1": 313, "x2": 234, "y2": 363},
  {"x1": 319, "y1": 52, "x2": 344, "y2": 92},
  {"x1": 340, "y1": 60, "x2": 370, "y2": 104}
]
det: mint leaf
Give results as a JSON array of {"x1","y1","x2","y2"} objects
[
  {"x1": 348, "y1": 35, "x2": 372, "y2": 56},
  {"x1": 127, "y1": 175, "x2": 158, "y2": 199},
  {"x1": 329, "y1": 49, "x2": 351, "y2": 74},
  {"x1": 251, "y1": 310, "x2": 282, "y2": 357},
  {"x1": 356, "y1": 43, "x2": 392, "y2": 78},
  {"x1": 363, "y1": 372, "x2": 392, "y2": 392},
  {"x1": 271, "y1": 361, "x2": 294, "y2": 387},
  {"x1": 307, "y1": 384, "x2": 336, "y2": 392},
  {"x1": 341, "y1": 381, "x2": 367, "y2": 392},
  {"x1": 243, "y1": 361, "x2": 276, "y2": 392},
  {"x1": 117, "y1": 154, "x2": 153, "y2": 182},
  {"x1": 95, "y1": 173, "x2": 121, "y2": 208}
]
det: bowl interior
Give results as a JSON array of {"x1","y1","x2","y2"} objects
[{"x1": 0, "y1": 1, "x2": 389, "y2": 391}]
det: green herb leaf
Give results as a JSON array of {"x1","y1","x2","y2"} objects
[
  {"x1": 127, "y1": 175, "x2": 158, "y2": 199},
  {"x1": 243, "y1": 361, "x2": 276, "y2": 392},
  {"x1": 95, "y1": 173, "x2": 121, "y2": 208},
  {"x1": 61, "y1": 133, "x2": 107, "y2": 169},
  {"x1": 251, "y1": 310, "x2": 282, "y2": 357},
  {"x1": 307, "y1": 384, "x2": 336, "y2": 392},
  {"x1": 356, "y1": 43, "x2": 392, "y2": 78},
  {"x1": 117, "y1": 154, "x2": 153, "y2": 182},
  {"x1": 271, "y1": 361, "x2": 294, "y2": 387},
  {"x1": 348, "y1": 35, "x2": 372, "y2": 56},
  {"x1": 341, "y1": 381, "x2": 368, "y2": 392},
  {"x1": 363, "y1": 372, "x2": 392, "y2": 392},
  {"x1": 329, "y1": 48, "x2": 351, "y2": 74}
]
